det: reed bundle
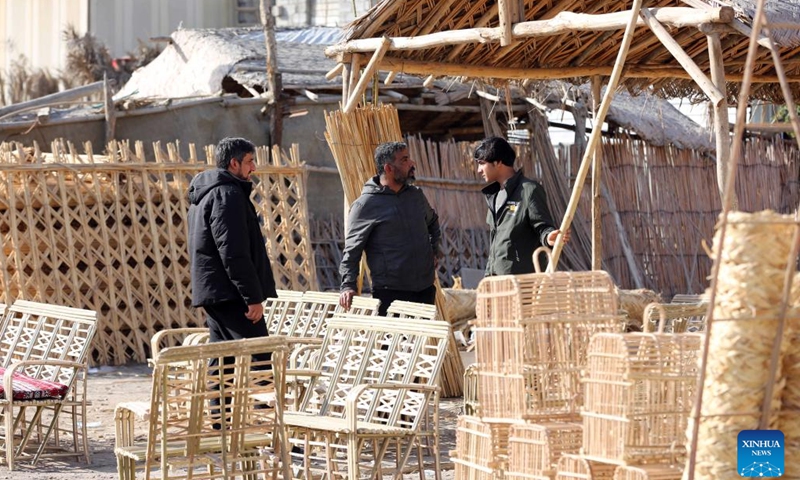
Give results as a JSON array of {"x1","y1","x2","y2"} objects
[
  {"x1": 690, "y1": 211, "x2": 799, "y2": 479},
  {"x1": 0, "y1": 139, "x2": 316, "y2": 365}
]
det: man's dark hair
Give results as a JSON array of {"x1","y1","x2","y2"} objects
[
  {"x1": 374, "y1": 141, "x2": 408, "y2": 175},
  {"x1": 215, "y1": 137, "x2": 256, "y2": 170},
  {"x1": 473, "y1": 136, "x2": 516, "y2": 167}
]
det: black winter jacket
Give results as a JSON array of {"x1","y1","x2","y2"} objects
[
  {"x1": 483, "y1": 170, "x2": 557, "y2": 276},
  {"x1": 340, "y1": 176, "x2": 441, "y2": 292},
  {"x1": 187, "y1": 169, "x2": 277, "y2": 307}
]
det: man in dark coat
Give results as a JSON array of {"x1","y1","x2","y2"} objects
[
  {"x1": 474, "y1": 136, "x2": 569, "y2": 275},
  {"x1": 339, "y1": 141, "x2": 441, "y2": 316},
  {"x1": 187, "y1": 136, "x2": 277, "y2": 345}
]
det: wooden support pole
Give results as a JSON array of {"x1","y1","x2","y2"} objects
[
  {"x1": 348, "y1": 53, "x2": 362, "y2": 100},
  {"x1": 377, "y1": 56, "x2": 790, "y2": 84},
  {"x1": 640, "y1": 7, "x2": 724, "y2": 106},
  {"x1": 548, "y1": 0, "x2": 644, "y2": 272},
  {"x1": 590, "y1": 76, "x2": 602, "y2": 271},
  {"x1": 498, "y1": 0, "x2": 514, "y2": 47},
  {"x1": 325, "y1": 63, "x2": 344, "y2": 80},
  {"x1": 341, "y1": 62, "x2": 351, "y2": 104},
  {"x1": 325, "y1": 7, "x2": 734, "y2": 56},
  {"x1": 103, "y1": 73, "x2": 116, "y2": 145},
  {"x1": 384, "y1": 71, "x2": 398, "y2": 85},
  {"x1": 707, "y1": 32, "x2": 737, "y2": 208},
  {"x1": 343, "y1": 37, "x2": 392, "y2": 114},
  {"x1": 260, "y1": 0, "x2": 283, "y2": 148}
]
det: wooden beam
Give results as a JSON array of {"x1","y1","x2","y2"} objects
[
  {"x1": 325, "y1": 63, "x2": 344, "y2": 80},
  {"x1": 498, "y1": 0, "x2": 514, "y2": 46},
  {"x1": 707, "y1": 32, "x2": 734, "y2": 207},
  {"x1": 640, "y1": 7, "x2": 724, "y2": 106},
  {"x1": 348, "y1": 53, "x2": 362, "y2": 100},
  {"x1": 344, "y1": 37, "x2": 392, "y2": 114},
  {"x1": 384, "y1": 71, "x2": 398, "y2": 85},
  {"x1": 325, "y1": 7, "x2": 734, "y2": 56},
  {"x1": 377, "y1": 55, "x2": 797, "y2": 83},
  {"x1": 548, "y1": 0, "x2": 644, "y2": 272},
  {"x1": 260, "y1": 0, "x2": 283, "y2": 148},
  {"x1": 103, "y1": 73, "x2": 116, "y2": 145}
]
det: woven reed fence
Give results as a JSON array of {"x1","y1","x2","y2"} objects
[{"x1": 0, "y1": 140, "x2": 316, "y2": 365}]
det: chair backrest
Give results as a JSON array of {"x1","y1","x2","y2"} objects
[
  {"x1": 147, "y1": 336, "x2": 289, "y2": 479},
  {"x1": 0, "y1": 301, "x2": 97, "y2": 386},
  {"x1": 644, "y1": 302, "x2": 708, "y2": 333},
  {"x1": 386, "y1": 300, "x2": 437, "y2": 320},
  {"x1": 299, "y1": 315, "x2": 450, "y2": 430},
  {"x1": 346, "y1": 295, "x2": 381, "y2": 316}
]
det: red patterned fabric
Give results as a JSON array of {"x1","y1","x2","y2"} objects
[{"x1": 0, "y1": 367, "x2": 69, "y2": 400}]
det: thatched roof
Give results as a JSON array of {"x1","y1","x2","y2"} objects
[{"x1": 328, "y1": 0, "x2": 800, "y2": 103}]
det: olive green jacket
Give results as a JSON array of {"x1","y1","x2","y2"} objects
[{"x1": 483, "y1": 170, "x2": 556, "y2": 276}]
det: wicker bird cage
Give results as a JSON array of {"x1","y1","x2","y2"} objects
[
  {"x1": 613, "y1": 464, "x2": 684, "y2": 480},
  {"x1": 555, "y1": 454, "x2": 616, "y2": 480},
  {"x1": 474, "y1": 271, "x2": 623, "y2": 422},
  {"x1": 452, "y1": 415, "x2": 513, "y2": 479},
  {"x1": 464, "y1": 364, "x2": 480, "y2": 417},
  {"x1": 505, "y1": 422, "x2": 583, "y2": 480},
  {"x1": 581, "y1": 331, "x2": 702, "y2": 465}
]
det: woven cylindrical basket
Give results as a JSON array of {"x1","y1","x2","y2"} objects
[
  {"x1": 780, "y1": 272, "x2": 800, "y2": 478},
  {"x1": 690, "y1": 211, "x2": 799, "y2": 479}
]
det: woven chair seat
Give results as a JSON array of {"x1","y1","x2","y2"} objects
[
  {"x1": 285, "y1": 412, "x2": 414, "y2": 436},
  {"x1": 0, "y1": 367, "x2": 69, "y2": 401}
]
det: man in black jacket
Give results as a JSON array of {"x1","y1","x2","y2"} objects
[
  {"x1": 475, "y1": 136, "x2": 568, "y2": 275},
  {"x1": 339, "y1": 141, "x2": 441, "y2": 316},
  {"x1": 187, "y1": 136, "x2": 277, "y2": 346}
]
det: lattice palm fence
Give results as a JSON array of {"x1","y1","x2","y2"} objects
[{"x1": 0, "y1": 140, "x2": 316, "y2": 365}]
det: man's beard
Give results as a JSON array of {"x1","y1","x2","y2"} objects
[{"x1": 395, "y1": 168, "x2": 416, "y2": 185}]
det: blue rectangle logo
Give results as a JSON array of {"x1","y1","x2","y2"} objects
[{"x1": 738, "y1": 430, "x2": 784, "y2": 477}]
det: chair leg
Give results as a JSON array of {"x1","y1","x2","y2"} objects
[
  {"x1": 31, "y1": 404, "x2": 64, "y2": 465},
  {"x1": 5, "y1": 404, "x2": 16, "y2": 470},
  {"x1": 347, "y1": 433, "x2": 360, "y2": 480}
]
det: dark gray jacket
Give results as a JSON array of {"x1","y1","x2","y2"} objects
[
  {"x1": 187, "y1": 169, "x2": 277, "y2": 307},
  {"x1": 340, "y1": 176, "x2": 441, "y2": 292},
  {"x1": 483, "y1": 170, "x2": 556, "y2": 275}
]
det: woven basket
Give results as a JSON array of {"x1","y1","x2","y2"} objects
[
  {"x1": 475, "y1": 271, "x2": 622, "y2": 422},
  {"x1": 505, "y1": 422, "x2": 583, "y2": 480},
  {"x1": 555, "y1": 454, "x2": 616, "y2": 480},
  {"x1": 581, "y1": 331, "x2": 702, "y2": 465},
  {"x1": 452, "y1": 415, "x2": 513, "y2": 479}
]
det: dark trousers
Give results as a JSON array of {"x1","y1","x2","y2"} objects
[
  {"x1": 203, "y1": 301, "x2": 271, "y2": 427},
  {"x1": 372, "y1": 285, "x2": 437, "y2": 317}
]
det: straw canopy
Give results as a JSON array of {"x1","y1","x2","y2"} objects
[{"x1": 327, "y1": 0, "x2": 800, "y2": 103}]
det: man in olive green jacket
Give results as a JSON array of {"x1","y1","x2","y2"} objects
[{"x1": 474, "y1": 136, "x2": 568, "y2": 275}]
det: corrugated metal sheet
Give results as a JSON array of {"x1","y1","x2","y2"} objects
[
  {"x1": 89, "y1": 0, "x2": 233, "y2": 57},
  {"x1": 0, "y1": 0, "x2": 89, "y2": 71}
]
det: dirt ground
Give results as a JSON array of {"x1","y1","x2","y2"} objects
[{"x1": 0, "y1": 361, "x2": 465, "y2": 480}]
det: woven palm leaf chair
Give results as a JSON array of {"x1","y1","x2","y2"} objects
[
  {"x1": 0, "y1": 300, "x2": 97, "y2": 469},
  {"x1": 115, "y1": 336, "x2": 291, "y2": 480},
  {"x1": 284, "y1": 314, "x2": 450, "y2": 480}
]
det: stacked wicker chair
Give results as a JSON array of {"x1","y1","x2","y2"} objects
[{"x1": 453, "y1": 271, "x2": 625, "y2": 479}]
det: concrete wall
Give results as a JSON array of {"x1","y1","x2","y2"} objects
[
  {"x1": 0, "y1": 0, "x2": 89, "y2": 72},
  {"x1": 0, "y1": 100, "x2": 345, "y2": 218}
]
